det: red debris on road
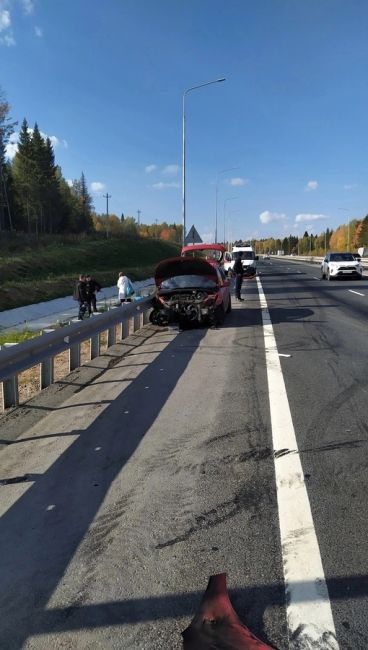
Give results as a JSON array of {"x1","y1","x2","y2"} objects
[{"x1": 182, "y1": 573, "x2": 275, "y2": 649}]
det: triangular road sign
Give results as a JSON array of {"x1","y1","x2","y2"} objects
[{"x1": 184, "y1": 225, "x2": 203, "y2": 245}]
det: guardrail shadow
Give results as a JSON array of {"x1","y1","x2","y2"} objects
[
  {"x1": 0, "y1": 574, "x2": 367, "y2": 647},
  {"x1": 0, "y1": 328, "x2": 207, "y2": 648}
]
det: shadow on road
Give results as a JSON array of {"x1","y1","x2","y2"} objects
[{"x1": 0, "y1": 329, "x2": 208, "y2": 647}]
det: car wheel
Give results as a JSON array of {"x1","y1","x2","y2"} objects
[{"x1": 226, "y1": 296, "x2": 232, "y2": 313}]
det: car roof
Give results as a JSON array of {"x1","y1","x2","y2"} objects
[{"x1": 181, "y1": 243, "x2": 225, "y2": 253}]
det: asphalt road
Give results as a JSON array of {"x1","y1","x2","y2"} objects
[{"x1": 0, "y1": 258, "x2": 367, "y2": 649}]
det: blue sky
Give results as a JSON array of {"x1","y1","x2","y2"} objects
[{"x1": 2, "y1": 0, "x2": 368, "y2": 242}]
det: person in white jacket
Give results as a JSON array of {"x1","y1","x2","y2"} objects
[{"x1": 117, "y1": 272, "x2": 134, "y2": 303}]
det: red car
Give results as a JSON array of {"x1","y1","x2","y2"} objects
[
  {"x1": 150, "y1": 256, "x2": 231, "y2": 328},
  {"x1": 181, "y1": 243, "x2": 225, "y2": 268}
]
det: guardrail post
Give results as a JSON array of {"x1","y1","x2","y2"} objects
[
  {"x1": 143, "y1": 308, "x2": 150, "y2": 325},
  {"x1": 69, "y1": 342, "x2": 80, "y2": 371},
  {"x1": 90, "y1": 313, "x2": 102, "y2": 359},
  {"x1": 90, "y1": 332, "x2": 100, "y2": 359},
  {"x1": 1, "y1": 343, "x2": 19, "y2": 408},
  {"x1": 133, "y1": 306, "x2": 141, "y2": 332},
  {"x1": 107, "y1": 307, "x2": 118, "y2": 347},
  {"x1": 119, "y1": 319, "x2": 129, "y2": 340},
  {"x1": 40, "y1": 329, "x2": 55, "y2": 388}
]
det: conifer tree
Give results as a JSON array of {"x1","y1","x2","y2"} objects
[
  {"x1": 0, "y1": 88, "x2": 17, "y2": 231},
  {"x1": 12, "y1": 119, "x2": 37, "y2": 232},
  {"x1": 70, "y1": 172, "x2": 94, "y2": 232}
]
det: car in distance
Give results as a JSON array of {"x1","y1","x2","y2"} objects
[
  {"x1": 321, "y1": 252, "x2": 363, "y2": 280},
  {"x1": 150, "y1": 256, "x2": 231, "y2": 328}
]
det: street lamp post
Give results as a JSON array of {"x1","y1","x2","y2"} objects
[
  {"x1": 223, "y1": 196, "x2": 238, "y2": 245},
  {"x1": 215, "y1": 166, "x2": 239, "y2": 243},
  {"x1": 227, "y1": 209, "x2": 240, "y2": 250},
  {"x1": 338, "y1": 207, "x2": 350, "y2": 252},
  {"x1": 182, "y1": 78, "x2": 226, "y2": 246}
]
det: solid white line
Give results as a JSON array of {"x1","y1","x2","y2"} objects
[
  {"x1": 313, "y1": 276, "x2": 320, "y2": 280},
  {"x1": 348, "y1": 289, "x2": 365, "y2": 297},
  {"x1": 256, "y1": 276, "x2": 339, "y2": 650}
]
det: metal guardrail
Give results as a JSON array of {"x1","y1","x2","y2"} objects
[
  {"x1": 0, "y1": 295, "x2": 154, "y2": 410},
  {"x1": 276, "y1": 255, "x2": 368, "y2": 268}
]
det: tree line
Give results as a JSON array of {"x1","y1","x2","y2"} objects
[
  {"x1": 248, "y1": 219, "x2": 368, "y2": 255},
  {"x1": 0, "y1": 89, "x2": 183, "y2": 243}
]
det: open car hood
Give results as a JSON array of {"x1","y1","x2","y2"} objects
[{"x1": 155, "y1": 257, "x2": 218, "y2": 287}]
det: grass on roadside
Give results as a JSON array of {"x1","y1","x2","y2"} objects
[
  {"x1": 0, "y1": 328, "x2": 40, "y2": 346},
  {"x1": 0, "y1": 235, "x2": 179, "y2": 311}
]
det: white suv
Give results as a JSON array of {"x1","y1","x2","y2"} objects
[{"x1": 321, "y1": 252, "x2": 363, "y2": 280}]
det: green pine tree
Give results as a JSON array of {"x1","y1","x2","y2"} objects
[
  {"x1": 0, "y1": 87, "x2": 17, "y2": 231},
  {"x1": 12, "y1": 118, "x2": 38, "y2": 233}
]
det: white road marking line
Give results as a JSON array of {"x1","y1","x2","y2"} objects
[
  {"x1": 256, "y1": 276, "x2": 339, "y2": 650},
  {"x1": 278, "y1": 353, "x2": 291, "y2": 357},
  {"x1": 313, "y1": 276, "x2": 320, "y2": 280},
  {"x1": 348, "y1": 289, "x2": 365, "y2": 297}
]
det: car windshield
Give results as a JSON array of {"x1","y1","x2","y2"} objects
[
  {"x1": 330, "y1": 253, "x2": 355, "y2": 262},
  {"x1": 232, "y1": 251, "x2": 255, "y2": 260},
  {"x1": 161, "y1": 275, "x2": 217, "y2": 290},
  {"x1": 183, "y1": 248, "x2": 222, "y2": 262}
]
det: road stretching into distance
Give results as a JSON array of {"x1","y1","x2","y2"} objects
[{"x1": 0, "y1": 257, "x2": 367, "y2": 649}]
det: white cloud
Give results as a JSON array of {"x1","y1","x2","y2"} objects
[
  {"x1": 162, "y1": 164, "x2": 179, "y2": 176},
  {"x1": 260, "y1": 210, "x2": 287, "y2": 224},
  {"x1": 5, "y1": 141, "x2": 18, "y2": 158},
  {"x1": 0, "y1": 32, "x2": 15, "y2": 45},
  {"x1": 304, "y1": 180, "x2": 318, "y2": 191},
  {"x1": 66, "y1": 179, "x2": 73, "y2": 188},
  {"x1": 4, "y1": 128, "x2": 68, "y2": 159},
  {"x1": 0, "y1": 9, "x2": 11, "y2": 31},
  {"x1": 151, "y1": 182, "x2": 180, "y2": 190},
  {"x1": 227, "y1": 177, "x2": 249, "y2": 186},
  {"x1": 91, "y1": 181, "x2": 106, "y2": 194},
  {"x1": 22, "y1": 0, "x2": 34, "y2": 15},
  {"x1": 295, "y1": 213, "x2": 329, "y2": 223},
  {"x1": 46, "y1": 134, "x2": 68, "y2": 149},
  {"x1": 343, "y1": 183, "x2": 357, "y2": 191},
  {"x1": 34, "y1": 25, "x2": 42, "y2": 37},
  {"x1": 145, "y1": 164, "x2": 157, "y2": 173}
]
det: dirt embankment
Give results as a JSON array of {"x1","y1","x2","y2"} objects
[{"x1": 0, "y1": 236, "x2": 179, "y2": 311}]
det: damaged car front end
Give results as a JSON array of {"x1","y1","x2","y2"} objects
[{"x1": 150, "y1": 257, "x2": 231, "y2": 328}]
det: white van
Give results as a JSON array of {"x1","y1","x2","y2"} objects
[{"x1": 224, "y1": 246, "x2": 257, "y2": 277}]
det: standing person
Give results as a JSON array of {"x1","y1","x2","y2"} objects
[
  {"x1": 73, "y1": 274, "x2": 89, "y2": 319},
  {"x1": 117, "y1": 272, "x2": 135, "y2": 304},
  {"x1": 85, "y1": 274, "x2": 102, "y2": 313},
  {"x1": 233, "y1": 252, "x2": 244, "y2": 301}
]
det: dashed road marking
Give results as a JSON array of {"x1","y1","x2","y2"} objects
[
  {"x1": 256, "y1": 276, "x2": 339, "y2": 650},
  {"x1": 348, "y1": 289, "x2": 365, "y2": 297}
]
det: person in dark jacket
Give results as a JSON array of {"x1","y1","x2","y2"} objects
[
  {"x1": 74, "y1": 274, "x2": 89, "y2": 319},
  {"x1": 85, "y1": 274, "x2": 102, "y2": 313},
  {"x1": 233, "y1": 252, "x2": 244, "y2": 301}
]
